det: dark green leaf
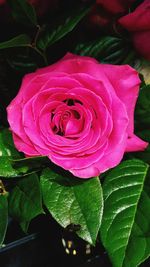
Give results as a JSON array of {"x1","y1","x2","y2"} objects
[
  {"x1": 123, "y1": 190, "x2": 150, "y2": 267},
  {"x1": 7, "y1": 54, "x2": 37, "y2": 73},
  {"x1": 74, "y1": 36, "x2": 132, "y2": 64},
  {"x1": 0, "y1": 129, "x2": 49, "y2": 177},
  {"x1": 20, "y1": 221, "x2": 30, "y2": 233},
  {"x1": 126, "y1": 144, "x2": 150, "y2": 165},
  {"x1": 0, "y1": 157, "x2": 19, "y2": 177},
  {"x1": 100, "y1": 159, "x2": 149, "y2": 267},
  {"x1": 37, "y1": 6, "x2": 91, "y2": 51},
  {"x1": 0, "y1": 129, "x2": 20, "y2": 158},
  {"x1": 0, "y1": 129, "x2": 26, "y2": 177},
  {"x1": 8, "y1": 0, "x2": 37, "y2": 26},
  {"x1": 12, "y1": 155, "x2": 47, "y2": 166},
  {"x1": 8, "y1": 173, "x2": 44, "y2": 231},
  {"x1": 136, "y1": 130, "x2": 150, "y2": 143},
  {"x1": 0, "y1": 195, "x2": 8, "y2": 246},
  {"x1": 135, "y1": 84, "x2": 150, "y2": 128},
  {"x1": 11, "y1": 156, "x2": 48, "y2": 175},
  {"x1": 0, "y1": 156, "x2": 48, "y2": 179},
  {"x1": 41, "y1": 168, "x2": 103, "y2": 245},
  {"x1": 0, "y1": 155, "x2": 40, "y2": 178},
  {"x1": 0, "y1": 34, "x2": 31, "y2": 50}
]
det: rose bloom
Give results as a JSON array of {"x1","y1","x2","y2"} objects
[
  {"x1": 119, "y1": 0, "x2": 150, "y2": 60},
  {"x1": 7, "y1": 53, "x2": 148, "y2": 178}
]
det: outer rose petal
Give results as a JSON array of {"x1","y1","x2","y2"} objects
[
  {"x1": 126, "y1": 135, "x2": 149, "y2": 152},
  {"x1": 7, "y1": 102, "x2": 35, "y2": 149},
  {"x1": 71, "y1": 133, "x2": 128, "y2": 178},
  {"x1": 12, "y1": 133, "x2": 39, "y2": 156},
  {"x1": 35, "y1": 53, "x2": 99, "y2": 76},
  {"x1": 100, "y1": 64, "x2": 140, "y2": 135},
  {"x1": 99, "y1": 63, "x2": 148, "y2": 151}
]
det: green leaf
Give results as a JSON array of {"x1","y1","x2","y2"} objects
[
  {"x1": 0, "y1": 129, "x2": 20, "y2": 158},
  {"x1": 0, "y1": 34, "x2": 31, "y2": 50},
  {"x1": 0, "y1": 157, "x2": 19, "y2": 177},
  {"x1": 11, "y1": 156, "x2": 49, "y2": 176},
  {"x1": 0, "y1": 195, "x2": 8, "y2": 246},
  {"x1": 0, "y1": 155, "x2": 41, "y2": 178},
  {"x1": 0, "y1": 129, "x2": 48, "y2": 177},
  {"x1": 8, "y1": 0, "x2": 37, "y2": 26},
  {"x1": 123, "y1": 190, "x2": 150, "y2": 267},
  {"x1": 37, "y1": 6, "x2": 91, "y2": 51},
  {"x1": 0, "y1": 129, "x2": 23, "y2": 177},
  {"x1": 136, "y1": 130, "x2": 150, "y2": 143},
  {"x1": 20, "y1": 221, "x2": 30, "y2": 233},
  {"x1": 135, "y1": 84, "x2": 150, "y2": 128},
  {"x1": 8, "y1": 173, "x2": 44, "y2": 231},
  {"x1": 74, "y1": 36, "x2": 132, "y2": 64},
  {"x1": 40, "y1": 168, "x2": 103, "y2": 245},
  {"x1": 127, "y1": 146, "x2": 150, "y2": 165},
  {"x1": 7, "y1": 54, "x2": 37, "y2": 74},
  {"x1": 100, "y1": 159, "x2": 149, "y2": 267},
  {"x1": 12, "y1": 155, "x2": 48, "y2": 168}
]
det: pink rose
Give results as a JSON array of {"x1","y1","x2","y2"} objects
[
  {"x1": 7, "y1": 53, "x2": 148, "y2": 178},
  {"x1": 119, "y1": 0, "x2": 150, "y2": 60}
]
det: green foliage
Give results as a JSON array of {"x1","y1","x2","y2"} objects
[
  {"x1": 7, "y1": 54, "x2": 38, "y2": 73},
  {"x1": 40, "y1": 168, "x2": 103, "y2": 245},
  {"x1": 123, "y1": 190, "x2": 150, "y2": 267},
  {"x1": 135, "y1": 85, "x2": 150, "y2": 129},
  {"x1": 0, "y1": 1, "x2": 150, "y2": 266},
  {"x1": 12, "y1": 156, "x2": 48, "y2": 172},
  {"x1": 0, "y1": 129, "x2": 21, "y2": 177},
  {"x1": 74, "y1": 36, "x2": 134, "y2": 64},
  {"x1": 0, "y1": 195, "x2": 8, "y2": 247},
  {"x1": 0, "y1": 157, "x2": 20, "y2": 178},
  {"x1": 0, "y1": 129, "x2": 49, "y2": 177},
  {"x1": 7, "y1": 0, "x2": 37, "y2": 26},
  {"x1": 37, "y1": 5, "x2": 91, "y2": 51},
  {"x1": 0, "y1": 129, "x2": 21, "y2": 158},
  {"x1": 0, "y1": 35, "x2": 31, "y2": 50},
  {"x1": 100, "y1": 159, "x2": 149, "y2": 267},
  {"x1": 8, "y1": 173, "x2": 44, "y2": 232}
]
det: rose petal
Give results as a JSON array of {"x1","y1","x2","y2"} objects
[{"x1": 126, "y1": 135, "x2": 148, "y2": 152}]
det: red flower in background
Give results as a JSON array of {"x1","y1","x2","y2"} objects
[
  {"x1": 88, "y1": 0, "x2": 135, "y2": 29},
  {"x1": 96, "y1": 0, "x2": 135, "y2": 14},
  {"x1": 86, "y1": 0, "x2": 150, "y2": 61},
  {"x1": 119, "y1": 0, "x2": 150, "y2": 60},
  {"x1": 29, "y1": 0, "x2": 58, "y2": 17}
]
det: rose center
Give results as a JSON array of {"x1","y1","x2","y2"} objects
[{"x1": 51, "y1": 105, "x2": 83, "y2": 137}]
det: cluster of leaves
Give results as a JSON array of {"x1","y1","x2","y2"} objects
[{"x1": 0, "y1": 1, "x2": 150, "y2": 267}]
